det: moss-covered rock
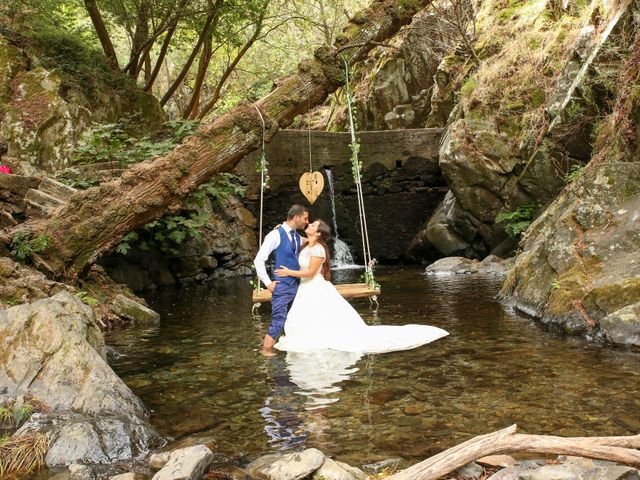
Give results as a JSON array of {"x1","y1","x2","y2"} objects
[
  {"x1": 0, "y1": 36, "x2": 27, "y2": 106},
  {"x1": 2, "y1": 67, "x2": 92, "y2": 173},
  {"x1": 0, "y1": 33, "x2": 165, "y2": 174}
]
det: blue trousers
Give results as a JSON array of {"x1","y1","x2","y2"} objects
[{"x1": 268, "y1": 282, "x2": 298, "y2": 339}]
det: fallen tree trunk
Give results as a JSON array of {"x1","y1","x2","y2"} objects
[
  {"x1": 386, "y1": 425, "x2": 640, "y2": 480},
  {"x1": 14, "y1": 0, "x2": 430, "y2": 279}
]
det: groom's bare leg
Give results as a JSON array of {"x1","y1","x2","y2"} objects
[{"x1": 261, "y1": 334, "x2": 277, "y2": 356}]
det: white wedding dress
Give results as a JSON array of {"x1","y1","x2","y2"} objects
[{"x1": 274, "y1": 245, "x2": 449, "y2": 353}]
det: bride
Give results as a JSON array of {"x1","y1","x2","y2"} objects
[{"x1": 273, "y1": 220, "x2": 448, "y2": 353}]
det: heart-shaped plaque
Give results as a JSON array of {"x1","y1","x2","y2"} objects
[{"x1": 299, "y1": 171, "x2": 325, "y2": 205}]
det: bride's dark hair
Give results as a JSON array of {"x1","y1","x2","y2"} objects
[{"x1": 302, "y1": 219, "x2": 332, "y2": 281}]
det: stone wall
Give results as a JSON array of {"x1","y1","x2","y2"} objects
[{"x1": 234, "y1": 129, "x2": 447, "y2": 262}]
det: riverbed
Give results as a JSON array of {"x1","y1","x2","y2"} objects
[{"x1": 106, "y1": 267, "x2": 640, "y2": 468}]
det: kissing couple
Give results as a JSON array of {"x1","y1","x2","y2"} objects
[{"x1": 253, "y1": 204, "x2": 448, "y2": 356}]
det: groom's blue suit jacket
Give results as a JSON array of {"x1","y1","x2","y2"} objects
[{"x1": 273, "y1": 226, "x2": 300, "y2": 288}]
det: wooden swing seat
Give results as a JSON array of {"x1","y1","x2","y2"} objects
[{"x1": 252, "y1": 283, "x2": 380, "y2": 303}]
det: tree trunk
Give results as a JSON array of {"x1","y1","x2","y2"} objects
[
  {"x1": 19, "y1": 0, "x2": 431, "y2": 279},
  {"x1": 386, "y1": 425, "x2": 640, "y2": 480},
  {"x1": 144, "y1": 0, "x2": 190, "y2": 92},
  {"x1": 128, "y1": 1, "x2": 150, "y2": 78},
  {"x1": 195, "y1": 11, "x2": 266, "y2": 120},
  {"x1": 84, "y1": 0, "x2": 120, "y2": 70},
  {"x1": 160, "y1": 0, "x2": 224, "y2": 107},
  {"x1": 182, "y1": 34, "x2": 213, "y2": 119}
]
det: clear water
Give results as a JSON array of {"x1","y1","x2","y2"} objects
[{"x1": 106, "y1": 268, "x2": 640, "y2": 468}]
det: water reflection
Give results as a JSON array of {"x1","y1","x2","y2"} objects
[
  {"x1": 105, "y1": 268, "x2": 640, "y2": 467},
  {"x1": 260, "y1": 350, "x2": 363, "y2": 450}
]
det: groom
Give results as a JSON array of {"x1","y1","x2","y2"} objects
[{"x1": 254, "y1": 204, "x2": 309, "y2": 355}]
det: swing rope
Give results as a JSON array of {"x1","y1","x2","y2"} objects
[
  {"x1": 296, "y1": 76, "x2": 314, "y2": 174},
  {"x1": 343, "y1": 56, "x2": 374, "y2": 284},
  {"x1": 251, "y1": 70, "x2": 379, "y2": 311},
  {"x1": 253, "y1": 103, "x2": 267, "y2": 296}
]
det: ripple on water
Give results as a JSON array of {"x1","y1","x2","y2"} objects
[{"x1": 106, "y1": 267, "x2": 640, "y2": 467}]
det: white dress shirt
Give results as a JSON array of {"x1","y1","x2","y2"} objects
[{"x1": 254, "y1": 223, "x2": 297, "y2": 287}]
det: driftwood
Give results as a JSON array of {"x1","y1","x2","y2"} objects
[{"x1": 386, "y1": 425, "x2": 640, "y2": 480}]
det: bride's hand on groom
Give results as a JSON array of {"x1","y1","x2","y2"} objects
[
  {"x1": 267, "y1": 281, "x2": 279, "y2": 292},
  {"x1": 274, "y1": 266, "x2": 291, "y2": 277}
]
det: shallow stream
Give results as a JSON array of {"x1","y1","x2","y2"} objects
[{"x1": 106, "y1": 267, "x2": 640, "y2": 468}]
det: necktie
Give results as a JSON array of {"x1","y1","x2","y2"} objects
[{"x1": 289, "y1": 230, "x2": 297, "y2": 254}]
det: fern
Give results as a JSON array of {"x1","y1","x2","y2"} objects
[{"x1": 495, "y1": 204, "x2": 535, "y2": 237}]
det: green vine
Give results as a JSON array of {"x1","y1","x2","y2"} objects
[
  {"x1": 343, "y1": 56, "x2": 377, "y2": 289},
  {"x1": 255, "y1": 148, "x2": 270, "y2": 190}
]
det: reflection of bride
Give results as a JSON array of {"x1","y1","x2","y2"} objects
[
  {"x1": 286, "y1": 350, "x2": 362, "y2": 409},
  {"x1": 274, "y1": 220, "x2": 449, "y2": 353},
  {"x1": 260, "y1": 350, "x2": 362, "y2": 449}
]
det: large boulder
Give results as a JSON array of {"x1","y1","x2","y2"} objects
[
  {"x1": 0, "y1": 291, "x2": 161, "y2": 464},
  {"x1": 1, "y1": 67, "x2": 93, "y2": 174},
  {"x1": 500, "y1": 157, "x2": 640, "y2": 344},
  {"x1": 331, "y1": 3, "x2": 461, "y2": 131},
  {"x1": 0, "y1": 32, "x2": 166, "y2": 175}
]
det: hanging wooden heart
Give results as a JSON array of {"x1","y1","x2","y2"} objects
[{"x1": 299, "y1": 171, "x2": 324, "y2": 205}]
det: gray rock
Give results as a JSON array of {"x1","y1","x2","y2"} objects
[
  {"x1": 111, "y1": 294, "x2": 160, "y2": 323},
  {"x1": 68, "y1": 463, "x2": 95, "y2": 480},
  {"x1": 1, "y1": 292, "x2": 161, "y2": 465},
  {"x1": 245, "y1": 448, "x2": 325, "y2": 480},
  {"x1": 487, "y1": 460, "x2": 547, "y2": 479},
  {"x1": 312, "y1": 458, "x2": 366, "y2": 480},
  {"x1": 0, "y1": 292, "x2": 147, "y2": 417},
  {"x1": 425, "y1": 256, "x2": 479, "y2": 275},
  {"x1": 362, "y1": 458, "x2": 403, "y2": 475},
  {"x1": 152, "y1": 445, "x2": 214, "y2": 480},
  {"x1": 600, "y1": 302, "x2": 640, "y2": 347},
  {"x1": 520, "y1": 463, "x2": 640, "y2": 480},
  {"x1": 16, "y1": 412, "x2": 160, "y2": 466},
  {"x1": 111, "y1": 474, "x2": 149, "y2": 480},
  {"x1": 150, "y1": 452, "x2": 172, "y2": 469},
  {"x1": 454, "y1": 462, "x2": 484, "y2": 480}
]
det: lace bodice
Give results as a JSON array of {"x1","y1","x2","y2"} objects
[{"x1": 298, "y1": 244, "x2": 326, "y2": 280}]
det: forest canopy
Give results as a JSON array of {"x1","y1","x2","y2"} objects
[{"x1": 1, "y1": 0, "x2": 367, "y2": 119}]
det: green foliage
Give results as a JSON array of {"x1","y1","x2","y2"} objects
[
  {"x1": 565, "y1": 164, "x2": 585, "y2": 183},
  {"x1": 30, "y1": 27, "x2": 126, "y2": 93},
  {"x1": 72, "y1": 118, "x2": 199, "y2": 168},
  {"x1": 55, "y1": 167, "x2": 100, "y2": 190},
  {"x1": 188, "y1": 173, "x2": 246, "y2": 209},
  {"x1": 495, "y1": 203, "x2": 535, "y2": 237},
  {"x1": 460, "y1": 76, "x2": 477, "y2": 98},
  {"x1": 10, "y1": 232, "x2": 51, "y2": 263},
  {"x1": 360, "y1": 266, "x2": 380, "y2": 290},
  {"x1": 75, "y1": 291, "x2": 99, "y2": 307},
  {"x1": 0, "y1": 400, "x2": 36, "y2": 429},
  {"x1": 116, "y1": 174, "x2": 244, "y2": 255},
  {"x1": 255, "y1": 149, "x2": 271, "y2": 190},
  {"x1": 551, "y1": 280, "x2": 561, "y2": 290}
]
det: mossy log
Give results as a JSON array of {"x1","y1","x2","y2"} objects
[{"x1": 11, "y1": 0, "x2": 432, "y2": 279}]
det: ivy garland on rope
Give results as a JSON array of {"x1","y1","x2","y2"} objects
[{"x1": 341, "y1": 55, "x2": 379, "y2": 290}]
